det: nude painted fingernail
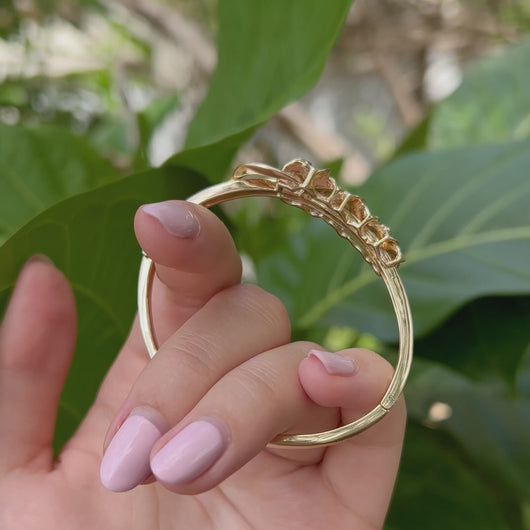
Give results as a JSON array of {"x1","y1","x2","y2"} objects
[
  {"x1": 151, "y1": 419, "x2": 228, "y2": 485},
  {"x1": 100, "y1": 407, "x2": 167, "y2": 492},
  {"x1": 142, "y1": 201, "x2": 200, "y2": 238},
  {"x1": 308, "y1": 349, "x2": 357, "y2": 376}
]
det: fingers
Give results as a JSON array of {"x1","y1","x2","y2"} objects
[
  {"x1": 0, "y1": 256, "x2": 77, "y2": 473},
  {"x1": 74, "y1": 201, "x2": 243, "y2": 450},
  {"x1": 149, "y1": 347, "x2": 403, "y2": 498},
  {"x1": 100, "y1": 283, "x2": 291, "y2": 491},
  {"x1": 95, "y1": 199, "x2": 404, "y2": 511},
  {"x1": 100, "y1": 278, "x2": 402, "y2": 498},
  {"x1": 148, "y1": 341, "x2": 333, "y2": 494},
  {"x1": 299, "y1": 349, "x2": 406, "y2": 529}
]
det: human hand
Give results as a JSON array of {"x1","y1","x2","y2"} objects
[{"x1": 0, "y1": 201, "x2": 405, "y2": 529}]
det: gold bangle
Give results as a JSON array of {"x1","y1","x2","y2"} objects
[{"x1": 137, "y1": 159, "x2": 413, "y2": 448}]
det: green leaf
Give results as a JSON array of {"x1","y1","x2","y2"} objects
[
  {"x1": 392, "y1": 111, "x2": 432, "y2": 157},
  {"x1": 139, "y1": 94, "x2": 180, "y2": 135},
  {"x1": 166, "y1": 0, "x2": 355, "y2": 183},
  {"x1": 428, "y1": 39, "x2": 530, "y2": 148},
  {"x1": 134, "y1": 93, "x2": 180, "y2": 171},
  {"x1": 255, "y1": 140, "x2": 530, "y2": 342},
  {"x1": 89, "y1": 93, "x2": 180, "y2": 171},
  {"x1": 0, "y1": 123, "x2": 120, "y2": 245},
  {"x1": 89, "y1": 117, "x2": 131, "y2": 160},
  {"x1": 185, "y1": 0, "x2": 353, "y2": 151},
  {"x1": 0, "y1": 166, "x2": 207, "y2": 449},
  {"x1": 387, "y1": 423, "x2": 512, "y2": 530},
  {"x1": 517, "y1": 345, "x2": 530, "y2": 400},
  {"x1": 165, "y1": 128, "x2": 254, "y2": 183},
  {"x1": 406, "y1": 357, "x2": 530, "y2": 502},
  {"x1": 414, "y1": 296, "x2": 530, "y2": 385}
]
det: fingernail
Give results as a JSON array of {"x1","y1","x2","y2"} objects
[
  {"x1": 100, "y1": 407, "x2": 167, "y2": 492},
  {"x1": 141, "y1": 201, "x2": 200, "y2": 239},
  {"x1": 151, "y1": 419, "x2": 228, "y2": 485},
  {"x1": 25, "y1": 254, "x2": 54, "y2": 266},
  {"x1": 308, "y1": 349, "x2": 357, "y2": 376}
]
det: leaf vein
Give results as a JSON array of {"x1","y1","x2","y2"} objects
[
  {"x1": 2, "y1": 166, "x2": 46, "y2": 211},
  {"x1": 407, "y1": 145, "x2": 524, "y2": 250},
  {"x1": 71, "y1": 282, "x2": 128, "y2": 337},
  {"x1": 298, "y1": 226, "x2": 530, "y2": 327}
]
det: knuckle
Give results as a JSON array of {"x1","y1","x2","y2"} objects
[
  {"x1": 163, "y1": 331, "x2": 220, "y2": 382},
  {"x1": 234, "y1": 362, "x2": 282, "y2": 410},
  {"x1": 292, "y1": 340, "x2": 323, "y2": 353},
  {"x1": 229, "y1": 284, "x2": 291, "y2": 338}
]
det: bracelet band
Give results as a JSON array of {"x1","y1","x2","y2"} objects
[{"x1": 137, "y1": 159, "x2": 413, "y2": 447}]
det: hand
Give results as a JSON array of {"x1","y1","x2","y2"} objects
[{"x1": 0, "y1": 201, "x2": 405, "y2": 529}]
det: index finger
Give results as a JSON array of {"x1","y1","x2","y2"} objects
[
  {"x1": 65, "y1": 201, "x2": 243, "y2": 456},
  {"x1": 135, "y1": 200, "x2": 242, "y2": 347}
]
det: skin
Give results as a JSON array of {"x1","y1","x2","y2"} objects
[{"x1": 0, "y1": 201, "x2": 406, "y2": 530}]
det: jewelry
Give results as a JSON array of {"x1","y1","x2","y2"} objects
[{"x1": 137, "y1": 159, "x2": 413, "y2": 447}]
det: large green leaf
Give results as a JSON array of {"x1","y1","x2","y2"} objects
[
  {"x1": 255, "y1": 140, "x2": 530, "y2": 342},
  {"x1": 428, "y1": 40, "x2": 530, "y2": 148},
  {"x1": 0, "y1": 166, "x2": 206, "y2": 449},
  {"x1": 185, "y1": 0, "x2": 353, "y2": 152},
  {"x1": 414, "y1": 295, "x2": 530, "y2": 385},
  {"x1": 0, "y1": 123, "x2": 120, "y2": 245},
  {"x1": 165, "y1": 128, "x2": 253, "y2": 183},
  {"x1": 387, "y1": 423, "x2": 511, "y2": 530},
  {"x1": 406, "y1": 356, "x2": 530, "y2": 502}
]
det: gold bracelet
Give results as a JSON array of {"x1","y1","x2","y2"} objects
[{"x1": 137, "y1": 159, "x2": 413, "y2": 447}]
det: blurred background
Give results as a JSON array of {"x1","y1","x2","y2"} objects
[
  {"x1": 2, "y1": 0, "x2": 529, "y2": 179},
  {"x1": 2, "y1": 1, "x2": 530, "y2": 529}
]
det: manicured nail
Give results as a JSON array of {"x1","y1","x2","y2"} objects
[
  {"x1": 151, "y1": 419, "x2": 228, "y2": 485},
  {"x1": 100, "y1": 407, "x2": 167, "y2": 492},
  {"x1": 26, "y1": 254, "x2": 54, "y2": 266},
  {"x1": 308, "y1": 349, "x2": 357, "y2": 376},
  {"x1": 141, "y1": 201, "x2": 200, "y2": 239}
]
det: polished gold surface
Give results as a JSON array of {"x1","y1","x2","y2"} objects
[{"x1": 138, "y1": 159, "x2": 413, "y2": 447}]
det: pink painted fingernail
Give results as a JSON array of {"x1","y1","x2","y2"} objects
[
  {"x1": 141, "y1": 201, "x2": 200, "y2": 239},
  {"x1": 151, "y1": 419, "x2": 228, "y2": 485},
  {"x1": 26, "y1": 254, "x2": 54, "y2": 266},
  {"x1": 100, "y1": 407, "x2": 167, "y2": 492},
  {"x1": 308, "y1": 349, "x2": 357, "y2": 376}
]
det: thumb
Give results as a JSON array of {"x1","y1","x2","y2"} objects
[{"x1": 298, "y1": 348, "x2": 406, "y2": 529}]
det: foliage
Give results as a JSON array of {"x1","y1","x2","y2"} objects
[
  {"x1": 1, "y1": 1, "x2": 530, "y2": 528},
  {"x1": 0, "y1": 0, "x2": 102, "y2": 37},
  {"x1": 428, "y1": 40, "x2": 530, "y2": 149},
  {"x1": 0, "y1": 122, "x2": 120, "y2": 245}
]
